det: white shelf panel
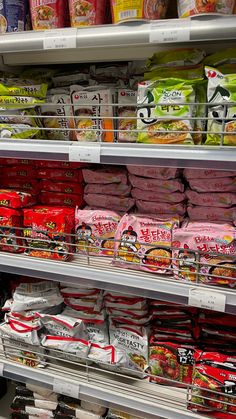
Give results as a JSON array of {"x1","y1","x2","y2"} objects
[
  {"x1": 0, "y1": 357, "x2": 205, "y2": 419},
  {"x1": 0, "y1": 252, "x2": 235, "y2": 314},
  {"x1": 0, "y1": 17, "x2": 236, "y2": 65},
  {"x1": 0, "y1": 140, "x2": 235, "y2": 170}
]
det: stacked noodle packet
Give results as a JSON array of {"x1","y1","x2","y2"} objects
[
  {"x1": 127, "y1": 166, "x2": 186, "y2": 216},
  {"x1": 184, "y1": 168, "x2": 236, "y2": 223},
  {"x1": 83, "y1": 165, "x2": 134, "y2": 213}
]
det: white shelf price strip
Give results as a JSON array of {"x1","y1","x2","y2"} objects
[
  {"x1": 69, "y1": 143, "x2": 101, "y2": 163},
  {"x1": 53, "y1": 378, "x2": 79, "y2": 399},
  {"x1": 150, "y1": 19, "x2": 191, "y2": 43},
  {"x1": 43, "y1": 29, "x2": 77, "y2": 50},
  {"x1": 188, "y1": 288, "x2": 226, "y2": 312}
]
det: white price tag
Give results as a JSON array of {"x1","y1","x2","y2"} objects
[
  {"x1": 69, "y1": 144, "x2": 101, "y2": 163},
  {"x1": 53, "y1": 379, "x2": 79, "y2": 399},
  {"x1": 0, "y1": 362, "x2": 4, "y2": 376},
  {"x1": 43, "y1": 29, "x2": 77, "y2": 50},
  {"x1": 150, "y1": 19, "x2": 191, "y2": 43},
  {"x1": 189, "y1": 288, "x2": 226, "y2": 312}
]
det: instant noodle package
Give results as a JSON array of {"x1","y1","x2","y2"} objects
[
  {"x1": 110, "y1": 0, "x2": 169, "y2": 23},
  {"x1": 113, "y1": 213, "x2": 177, "y2": 274},
  {"x1": 172, "y1": 221, "x2": 236, "y2": 287},
  {"x1": 68, "y1": 0, "x2": 107, "y2": 27},
  {"x1": 178, "y1": 0, "x2": 235, "y2": 18},
  {"x1": 29, "y1": 0, "x2": 67, "y2": 30}
]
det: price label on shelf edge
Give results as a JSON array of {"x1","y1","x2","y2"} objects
[
  {"x1": 150, "y1": 19, "x2": 191, "y2": 44},
  {"x1": 69, "y1": 144, "x2": 101, "y2": 163},
  {"x1": 53, "y1": 379, "x2": 79, "y2": 399},
  {"x1": 188, "y1": 288, "x2": 226, "y2": 312},
  {"x1": 43, "y1": 29, "x2": 77, "y2": 50}
]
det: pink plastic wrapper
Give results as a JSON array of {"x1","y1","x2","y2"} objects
[
  {"x1": 136, "y1": 200, "x2": 186, "y2": 216},
  {"x1": 69, "y1": 0, "x2": 106, "y2": 27},
  {"x1": 172, "y1": 222, "x2": 236, "y2": 287},
  {"x1": 186, "y1": 189, "x2": 236, "y2": 208},
  {"x1": 132, "y1": 188, "x2": 185, "y2": 204},
  {"x1": 184, "y1": 169, "x2": 236, "y2": 180},
  {"x1": 85, "y1": 183, "x2": 131, "y2": 197},
  {"x1": 129, "y1": 174, "x2": 184, "y2": 193},
  {"x1": 188, "y1": 177, "x2": 236, "y2": 193},
  {"x1": 75, "y1": 208, "x2": 120, "y2": 256},
  {"x1": 84, "y1": 194, "x2": 135, "y2": 212},
  {"x1": 83, "y1": 167, "x2": 127, "y2": 185},
  {"x1": 127, "y1": 166, "x2": 179, "y2": 180},
  {"x1": 187, "y1": 205, "x2": 236, "y2": 223},
  {"x1": 113, "y1": 213, "x2": 176, "y2": 274}
]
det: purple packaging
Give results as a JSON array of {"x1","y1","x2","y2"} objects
[{"x1": 0, "y1": 0, "x2": 28, "y2": 33}]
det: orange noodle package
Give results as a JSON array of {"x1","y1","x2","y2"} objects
[
  {"x1": 69, "y1": 0, "x2": 107, "y2": 27},
  {"x1": 23, "y1": 206, "x2": 75, "y2": 260},
  {"x1": 29, "y1": 0, "x2": 67, "y2": 30},
  {"x1": 0, "y1": 207, "x2": 23, "y2": 253},
  {"x1": 110, "y1": 0, "x2": 169, "y2": 23}
]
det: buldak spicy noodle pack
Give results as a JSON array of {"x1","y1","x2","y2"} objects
[{"x1": 113, "y1": 214, "x2": 177, "y2": 273}]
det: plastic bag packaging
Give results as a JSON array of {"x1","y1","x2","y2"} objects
[
  {"x1": 129, "y1": 174, "x2": 184, "y2": 192},
  {"x1": 0, "y1": 207, "x2": 23, "y2": 253},
  {"x1": 11, "y1": 288, "x2": 64, "y2": 312},
  {"x1": 84, "y1": 194, "x2": 134, "y2": 212},
  {"x1": 136, "y1": 200, "x2": 186, "y2": 215},
  {"x1": 84, "y1": 183, "x2": 131, "y2": 197},
  {"x1": 117, "y1": 89, "x2": 137, "y2": 143},
  {"x1": 82, "y1": 167, "x2": 127, "y2": 185},
  {"x1": 37, "y1": 313, "x2": 88, "y2": 339},
  {"x1": 0, "y1": 189, "x2": 35, "y2": 209},
  {"x1": 127, "y1": 165, "x2": 180, "y2": 179},
  {"x1": 0, "y1": 123, "x2": 40, "y2": 139}
]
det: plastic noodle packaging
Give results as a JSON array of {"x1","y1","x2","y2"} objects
[
  {"x1": 136, "y1": 200, "x2": 186, "y2": 216},
  {"x1": 110, "y1": 0, "x2": 169, "y2": 23},
  {"x1": 29, "y1": 0, "x2": 67, "y2": 30},
  {"x1": 23, "y1": 206, "x2": 75, "y2": 261},
  {"x1": 84, "y1": 183, "x2": 131, "y2": 197},
  {"x1": 0, "y1": 207, "x2": 23, "y2": 253},
  {"x1": 172, "y1": 221, "x2": 236, "y2": 287},
  {"x1": 37, "y1": 313, "x2": 89, "y2": 339},
  {"x1": 178, "y1": 0, "x2": 235, "y2": 18},
  {"x1": 187, "y1": 205, "x2": 236, "y2": 223},
  {"x1": 84, "y1": 194, "x2": 135, "y2": 212},
  {"x1": 40, "y1": 192, "x2": 84, "y2": 207},
  {"x1": 82, "y1": 167, "x2": 127, "y2": 184},
  {"x1": 184, "y1": 168, "x2": 236, "y2": 179},
  {"x1": 113, "y1": 213, "x2": 175, "y2": 274},
  {"x1": 1, "y1": 165, "x2": 38, "y2": 179},
  {"x1": 129, "y1": 174, "x2": 184, "y2": 193},
  {"x1": 41, "y1": 335, "x2": 90, "y2": 360},
  {"x1": 11, "y1": 288, "x2": 63, "y2": 312},
  {"x1": 187, "y1": 176, "x2": 236, "y2": 193},
  {"x1": 127, "y1": 165, "x2": 180, "y2": 180},
  {"x1": 38, "y1": 168, "x2": 83, "y2": 183},
  {"x1": 40, "y1": 180, "x2": 84, "y2": 195},
  {"x1": 69, "y1": 0, "x2": 107, "y2": 27},
  {"x1": 1, "y1": 179, "x2": 40, "y2": 195},
  {"x1": 0, "y1": 189, "x2": 36, "y2": 209},
  {"x1": 75, "y1": 209, "x2": 121, "y2": 256},
  {"x1": 117, "y1": 89, "x2": 137, "y2": 143},
  {"x1": 132, "y1": 188, "x2": 185, "y2": 204},
  {"x1": 186, "y1": 189, "x2": 236, "y2": 208},
  {"x1": 0, "y1": 124, "x2": 40, "y2": 139},
  {"x1": 40, "y1": 89, "x2": 75, "y2": 141}
]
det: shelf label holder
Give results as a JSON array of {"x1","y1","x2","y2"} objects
[
  {"x1": 150, "y1": 19, "x2": 191, "y2": 43},
  {"x1": 189, "y1": 288, "x2": 226, "y2": 312},
  {"x1": 69, "y1": 143, "x2": 101, "y2": 163},
  {"x1": 53, "y1": 378, "x2": 79, "y2": 398},
  {"x1": 43, "y1": 29, "x2": 77, "y2": 50}
]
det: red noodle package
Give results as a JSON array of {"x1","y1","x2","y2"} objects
[
  {"x1": 38, "y1": 168, "x2": 83, "y2": 182},
  {"x1": 1, "y1": 165, "x2": 37, "y2": 179},
  {"x1": 40, "y1": 192, "x2": 84, "y2": 207},
  {"x1": 0, "y1": 207, "x2": 23, "y2": 253},
  {"x1": 23, "y1": 206, "x2": 75, "y2": 260},
  {"x1": 36, "y1": 161, "x2": 85, "y2": 169},
  {"x1": 75, "y1": 209, "x2": 120, "y2": 256},
  {"x1": 1, "y1": 179, "x2": 40, "y2": 196},
  {"x1": 0, "y1": 190, "x2": 36, "y2": 209},
  {"x1": 190, "y1": 351, "x2": 236, "y2": 415},
  {"x1": 40, "y1": 181, "x2": 84, "y2": 195}
]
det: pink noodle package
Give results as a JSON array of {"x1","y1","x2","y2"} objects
[
  {"x1": 184, "y1": 169, "x2": 236, "y2": 179},
  {"x1": 129, "y1": 174, "x2": 184, "y2": 193},
  {"x1": 188, "y1": 177, "x2": 236, "y2": 193},
  {"x1": 85, "y1": 183, "x2": 131, "y2": 197},
  {"x1": 127, "y1": 166, "x2": 180, "y2": 180},
  {"x1": 136, "y1": 200, "x2": 186, "y2": 216},
  {"x1": 172, "y1": 222, "x2": 236, "y2": 287},
  {"x1": 113, "y1": 213, "x2": 177, "y2": 274},
  {"x1": 186, "y1": 189, "x2": 236, "y2": 208},
  {"x1": 84, "y1": 194, "x2": 135, "y2": 212},
  {"x1": 132, "y1": 188, "x2": 185, "y2": 204},
  {"x1": 75, "y1": 209, "x2": 120, "y2": 256},
  {"x1": 187, "y1": 205, "x2": 236, "y2": 223},
  {"x1": 82, "y1": 167, "x2": 127, "y2": 185}
]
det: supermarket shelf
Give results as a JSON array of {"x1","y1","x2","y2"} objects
[
  {"x1": 0, "y1": 140, "x2": 235, "y2": 169},
  {"x1": 0, "y1": 357, "x2": 204, "y2": 419},
  {"x1": 0, "y1": 252, "x2": 235, "y2": 314},
  {"x1": 1, "y1": 16, "x2": 236, "y2": 65}
]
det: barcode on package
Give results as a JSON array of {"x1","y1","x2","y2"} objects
[{"x1": 119, "y1": 10, "x2": 137, "y2": 20}]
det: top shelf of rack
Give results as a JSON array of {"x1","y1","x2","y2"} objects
[{"x1": 1, "y1": 16, "x2": 236, "y2": 65}]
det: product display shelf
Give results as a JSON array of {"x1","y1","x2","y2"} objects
[
  {"x1": 0, "y1": 252, "x2": 235, "y2": 315},
  {"x1": 0, "y1": 140, "x2": 235, "y2": 169},
  {"x1": 0, "y1": 16, "x2": 236, "y2": 65},
  {"x1": 0, "y1": 356, "x2": 205, "y2": 419}
]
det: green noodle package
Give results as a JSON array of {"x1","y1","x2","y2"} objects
[
  {"x1": 205, "y1": 66, "x2": 236, "y2": 146},
  {"x1": 0, "y1": 96, "x2": 44, "y2": 109},
  {"x1": 146, "y1": 48, "x2": 205, "y2": 71},
  {"x1": 0, "y1": 124, "x2": 40, "y2": 139},
  {"x1": 0, "y1": 78, "x2": 48, "y2": 98}
]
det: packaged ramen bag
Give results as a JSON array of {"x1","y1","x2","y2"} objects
[
  {"x1": 40, "y1": 90, "x2": 75, "y2": 141},
  {"x1": 113, "y1": 213, "x2": 175, "y2": 274},
  {"x1": 146, "y1": 49, "x2": 205, "y2": 70},
  {"x1": 117, "y1": 89, "x2": 137, "y2": 143},
  {"x1": 205, "y1": 66, "x2": 236, "y2": 145},
  {"x1": 172, "y1": 222, "x2": 236, "y2": 287},
  {"x1": 0, "y1": 207, "x2": 23, "y2": 253},
  {"x1": 0, "y1": 77, "x2": 48, "y2": 98},
  {"x1": 23, "y1": 206, "x2": 75, "y2": 261},
  {"x1": 190, "y1": 351, "x2": 236, "y2": 415},
  {"x1": 40, "y1": 192, "x2": 84, "y2": 207},
  {"x1": 137, "y1": 78, "x2": 197, "y2": 144},
  {"x1": 40, "y1": 180, "x2": 84, "y2": 195},
  {"x1": 0, "y1": 189, "x2": 36, "y2": 209},
  {"x1": 149, "y1": 340, "x2": 195, "y2": 387},
  {"x1": 75, "y1": 209, "x2": 120, "y2": 256}
]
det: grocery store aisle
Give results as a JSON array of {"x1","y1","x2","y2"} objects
[{"x1": 0, "y1": 381, "x2": 14, "y2": 419}]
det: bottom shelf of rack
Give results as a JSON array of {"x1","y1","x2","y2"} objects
[{"x1": 0, "y1": 357, "x2": 205, "y2": 419}]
